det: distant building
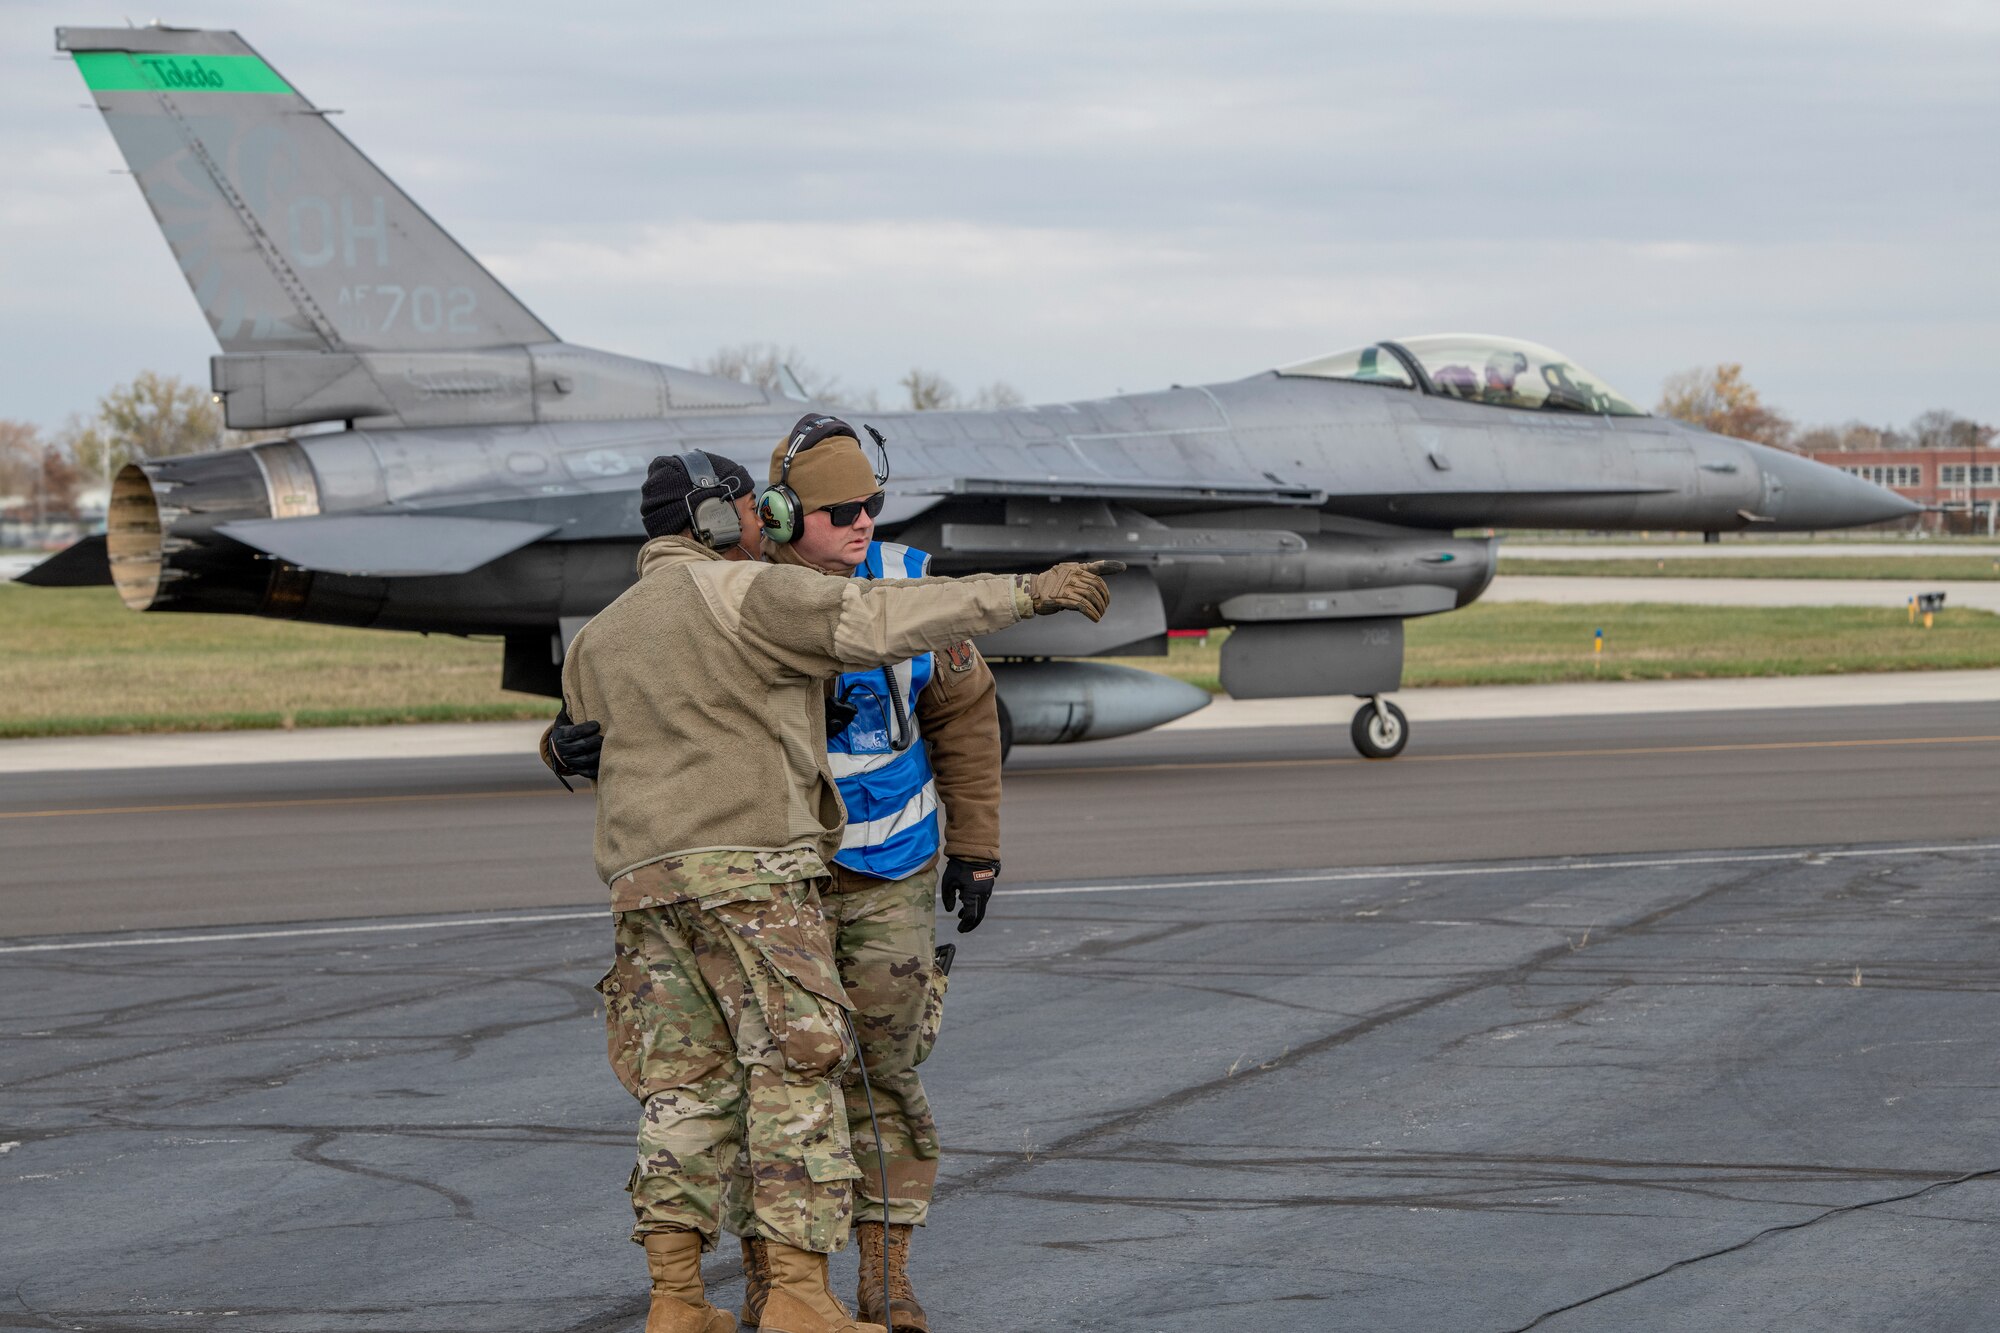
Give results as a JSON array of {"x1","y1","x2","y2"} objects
[
  {"x1": 0, "y1": 486, "x2": 106, "y2": 551},
  {"x1": 1801, "y1": 446, "x2": 1996, "y2": 534}
]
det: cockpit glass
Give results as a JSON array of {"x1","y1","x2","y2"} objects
[
  {"x1": 1278, "y1": 334, "x2": 1645, "y2": 416},
  {"x1": 1274, "y1": 344, "x2": 1415, "y2": 388},
  {"x1": 1393, "y1": 334, "x2": 1646, "y2": 416}
]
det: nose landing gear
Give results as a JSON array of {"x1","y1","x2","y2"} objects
[{"x1": 1350, "y1": 695, "x2": 1409, "y2": 759}]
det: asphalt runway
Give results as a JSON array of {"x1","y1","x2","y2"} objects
[
  {"x1": 7, "y1": 705, "x2": 2000, "y2": 1330},
  {"x1": 9, "y1": 841, "x2": 2000, "y2": 1330},
  {"x1": 3, "y1": 703, "x2": 1998, "y2": 936}
]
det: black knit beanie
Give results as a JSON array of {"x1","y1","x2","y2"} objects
[{"x1": 640, "y1": 451, "x2": 755, "y2": 539}]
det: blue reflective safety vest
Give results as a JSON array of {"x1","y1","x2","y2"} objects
[{"x1": 829, "y1": 541, "x2": 941, "y2": 880}]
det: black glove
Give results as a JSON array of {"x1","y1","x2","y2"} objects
[
  {"x1": 940, "y1": 857, "x2": 999, "y2": 934},
  {"x1": 549, "y1": 711, "x2": 603, "y2": 782}
]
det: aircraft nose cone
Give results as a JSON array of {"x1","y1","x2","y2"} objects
[{"x1": 1751, "y1": 445, "x2": 1923, "y2": 529}]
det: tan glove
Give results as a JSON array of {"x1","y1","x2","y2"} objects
[{"x1": 1022, "y1": 560, "x2": 1125, "y2": 621}]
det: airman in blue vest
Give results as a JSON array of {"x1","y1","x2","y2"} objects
[{"x1": 751, "y1": 425, "x2": 1002, "y2": 1332}]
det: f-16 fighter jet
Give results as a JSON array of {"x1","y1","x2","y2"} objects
[{"x1": 26, "y1": 24, "x2": 1920, "y2": 758}]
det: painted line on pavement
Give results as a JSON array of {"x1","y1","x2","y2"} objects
[
  {"x1": 999, "y1": 842, "x2": 2000, "y2": 896},
  {"x1": 0, "y1": 911, "x2": 605, "y2": 955},
  {"x1": 6, "y1": 842, "x2": 1997, "y2": 955},
  {"x1": 0, "y1": 788, "x2": 562, "y2": 821},
  {"x1": 1014, "y1": 732, "x2": 2000, "y2": 778}
]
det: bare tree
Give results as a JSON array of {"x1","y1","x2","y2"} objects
[
  {"x1": 1794, "y1": 422, "x2": 1900, "y2": 453},
  {"x1": 1656, "y1": 363, "x2": 1793, "y2": 449},
  {"x1": 896, "y1": 370, "x2": 1024, "y2": 412},
  {"x1": 971, "y1": 381, "x2": 1025, "y2": 409},
  {"x1": 1793, "y1": 414, "x2": 1992, "y2": 454},
  {"x1": 0, "y1": 420, "x2": 43, "y2": 499},
  {"x1": 0, "y1": 423, "x2": 79, "y2": 532},
  {"x1": 35, "y1": 446, "x2": 82, "y2": 523},
  {"x1": 899, "y1": 368, "x2": 957, "y2": 412},
  {"x1": 1909, "y1": 409, "x2": 1992, "y2": 453},
  {"x1": 63, "y1": 371, "x2": 228, "y2": 488},
  {"x1": 697, "y1": 343, "x2": 852, "y2": 404},
  {"x1": 697, "y1": 347, "x2": 1016, "y2": 415}
]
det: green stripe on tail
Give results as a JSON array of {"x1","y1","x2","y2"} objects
[{"x1": 75, "y1": 51, "x2": 292, "y2": 95}]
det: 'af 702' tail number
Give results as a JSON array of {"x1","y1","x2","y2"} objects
[{"x1": 335, "y1": 285, "x2": 477, "y2": 336}]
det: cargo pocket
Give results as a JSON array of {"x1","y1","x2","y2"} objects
[
  {"x1": 594, "y1": 956, "x2": 647, "y2": 1100},
  {"x1": 715, "y1": 885, "x2": 857, "y2": 1079},
  {"x1": 761, "y1": 962, "x2": 856, "y2": 1080},
  {"x1": 914, "y1": 963, "x2": 949, "y2": 1067},
  {"x1": 788, "y1": 1081, "x2": 863, "y2": 1185}
]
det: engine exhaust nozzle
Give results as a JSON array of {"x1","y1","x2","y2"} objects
[{"x1": 103, "y1": 443, "x2": 321, "y2": 615}]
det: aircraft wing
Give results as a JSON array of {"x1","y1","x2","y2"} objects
[{"x1": 215, "y1": 515, "x2": 556, "y2": 577}]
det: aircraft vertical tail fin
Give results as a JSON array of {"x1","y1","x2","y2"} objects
[{"x1": 57, "y1": 26, "x2": 556, "y2": 354}]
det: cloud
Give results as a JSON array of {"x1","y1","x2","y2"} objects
[{"x1": 2, "y1": 1, "x2": 1996, "y2": 431}]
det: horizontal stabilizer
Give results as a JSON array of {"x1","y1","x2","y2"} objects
[
  {"x1": 215, "y1": 514, "x2": 555, "y2": 577},
  {"x1": 16, "y1": 535, "x2": 112, "y2": 587}
]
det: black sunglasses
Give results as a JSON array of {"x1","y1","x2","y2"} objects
[{"x1": 819, "y1": 492, "x2": 886, "y2": 527}]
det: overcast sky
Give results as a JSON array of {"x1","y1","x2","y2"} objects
[{"x1": 4, "y1": 1, "x2": 1996, "y2": 435}]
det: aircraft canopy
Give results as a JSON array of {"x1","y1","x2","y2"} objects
[{"x1": 1279, "y1": 334, "x2": 1646, "y2": 417}]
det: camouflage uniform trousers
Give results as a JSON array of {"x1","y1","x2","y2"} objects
[
  {"x1": 595, "y1": 878, "x2": 862, "y2": 1254},
  {"x1": 727, "y1": 866, "x2": 948, "y2": 1230}
]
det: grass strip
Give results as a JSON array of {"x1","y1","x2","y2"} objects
[
  {"x1": 5, "y1": 587, "x2": 1999, "y2": 736},
  {"x1": 0, "y1": 703, "x2": 557, "y2": 739},
  {"x1": 1106, "y1": 602, "x2": 2000, "y2": 692},
  {"x1": 1, "y1": 586, "x2": 557, "y2": 738}
]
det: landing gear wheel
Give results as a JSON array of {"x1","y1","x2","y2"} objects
[
  {"x1": 1350, "y1": 698, "x2": 1409, "y2": 760},
  {"x1": 996, "y1": 697, "x2": 1014, "y2": 764}
]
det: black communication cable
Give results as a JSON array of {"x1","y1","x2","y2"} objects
[
  {"x1": 882, "y1": 665, "x2": 915, "y2": 753},
  {"x1": 836, "y1": 673, "x2": 917, "y2": 754},
  {"x1": 843, "y1": 1010, "x2": 894, "y2": 1327}
]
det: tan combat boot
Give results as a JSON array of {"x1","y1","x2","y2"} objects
[
  {"x1": 641, "y1": 1230, "x2": 736, "y2": 1333},
  {"x1": 854, "y1": 1222, "x2": 928, "y2": 1333},
  {"x1": 738, "y1": 1235, "x2": 771, "y2": 1327},
  {"x1": 757, "y1": 1241, "x2": 887, "y2": 1333}
]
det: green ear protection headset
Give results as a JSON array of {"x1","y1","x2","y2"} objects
[
  {"x1": 675, "y1": 450, "x2": 744, "y2": 552},
  {"x1": 757, "y1": 416, "x2": 891, "y2": 545}
]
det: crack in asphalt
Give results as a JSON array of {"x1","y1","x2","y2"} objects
[
  {"x1": 938, "y1": 859, "x2": 1786, "y2": 1202},
  {"x1": 1497, "y1": 1167, "x2": 2000, "y2": 1331},
  {"x1": 291, "y1": 1130, "x2": 477, "y2": 1221},
  {"x1": 3, "y1": 954, "x2": 602, "y2": 1111}
]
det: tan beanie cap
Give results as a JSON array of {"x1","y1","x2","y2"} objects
[{"x1": 770, "y1": 432, "x2": 880, "y2": 511}]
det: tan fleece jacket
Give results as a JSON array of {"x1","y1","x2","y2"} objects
[
  {"x1": 762, "y1": 543, "x2": 1007, "y2": 871},
  {"x1": 560, "y1": 536, "x2": 1032, "y2": 887}
]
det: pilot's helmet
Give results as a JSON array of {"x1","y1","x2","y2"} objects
[{"x1": 1484, "y1": 349, "x2": 1529, "y2": 390}]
